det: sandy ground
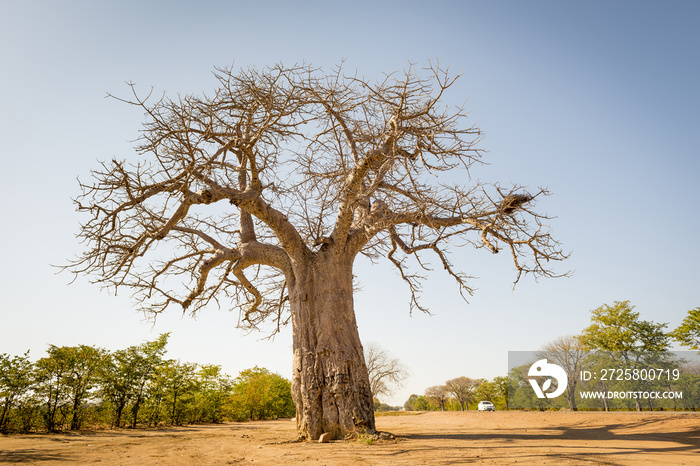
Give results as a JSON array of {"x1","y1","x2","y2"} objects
[{"x1": 1, "y1": 411, "x2": 698, "y2": 465}]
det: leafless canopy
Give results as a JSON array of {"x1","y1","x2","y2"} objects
[
  {"x1": 68, "y1": 63, "x2": 567, "y2": 332},
  {"x1": 537, "y1": 335, "x2": 587, "y2": 410},
  {"x1": 364, "y1": 342, "x2": 409, "y2": 400},
  {"x1": 445, "y1": 376, "x2": 479, "y2": 411},
  {"x1": 425, "y1": 385, "x2": 450, "y2": 411}
]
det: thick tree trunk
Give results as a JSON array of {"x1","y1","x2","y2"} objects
[{"x1": 289, "y1": 251, "x2": 375, "y2": 440}]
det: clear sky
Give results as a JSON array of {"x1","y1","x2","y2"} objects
[{"x1": 1, "y1": 0, "x2": 699, "y2": 406}]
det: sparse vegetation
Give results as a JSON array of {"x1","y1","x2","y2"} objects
[
  {"x1": 406, "y1": 301, "x2": 700, "y2": 412},
  {"x1": 671, "y1": 308, "x2": 700, "y2": 351},
  {"x1": 356, "y1": 432, "x2": 376, "y2": 445},
  {"x1": 0, "y1": 335, "x2": 294, "y2": 433}
]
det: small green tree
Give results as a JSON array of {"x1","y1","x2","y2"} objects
[
  {"x1": 100, "y1": 333, "x2": 169, "y2": 427},
  {"x1": 100, "y1": 350, "x2": 133, "y2": 427},
  {"x1": 492, "y1": 376, "x2": 509, "y2": 410},
  {"x1": 507, "y1": 364, "x2": 554, "y2": 411},
  {"x1": 579, "y1": 301, "x2": 671, "y2": 411},
  {"x1": 34, "y1": 345, "x2": 106, "y2": 431},
  {"x1": 674, "y1": 363, "x2": 700, "y2": 410},
  {"x1": 128, "y1": 334, "x2": 169, "y2": 428},
  {"x1": 403, "y1": 394, "x2": 438, "y2": 411},
  {"x1": 578, "y1": 301, "x2": 670, "y2": 353},
  {"x1": 155, "y1": 360, "x2": 198, "y2": 426},
  {"x1": 65, "y1": 345, "x2": 106, "y2": 430},
  {"x1": 473, "y1": 379, "x2": 498, "y2": 404},
  {"x1": 194, "y1": 364, "x2": 233, "y2": 423},
  {"x1": 0, "y1": 352, "x2": 34, "y2": 433},
  {"x1": 229, "y1": 367, "x2": 294, "y2": 421},
  {"x1": 35, "y1": 346, "x2": 73, "y2": 431},
  {"x1": 671, "y1": 307, "x2": 700, "y2": 351},
  {"x1": 403, "y1": 394, "x2": 420, "y2": 411},
  {"x1": 268, "y1": 371, "x2": 295, "y2": 419}
]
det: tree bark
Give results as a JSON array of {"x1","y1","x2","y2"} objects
[
  {"x1": 70, "y1": 394, "x2": 81, "y2": 431},
  {"x1": 289, "y1": 250, "x2": 375, "y2": 440},
  {"x1": 566, "y1": 384, "x2": 578, "y2": 411},
  {"x1": 0, "y1": 399, "x2": 11, "y2": 432},
  {"x1": 113, "y1": 403, "x2": 124, "y2": 428},
  {"x1": 600, "y1": 381, "x2": 609, "y2": 412}
]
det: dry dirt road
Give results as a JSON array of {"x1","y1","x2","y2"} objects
[{"x1": 1, "y1": 411, "x2": 698, "y2": 465}]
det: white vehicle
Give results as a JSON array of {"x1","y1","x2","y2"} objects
[{"x1": 478, "y1": 401, "x2": 495, "y2": 411}]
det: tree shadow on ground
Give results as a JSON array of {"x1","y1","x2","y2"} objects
[
  {"x1": 399, "y1": 419, "x2": 700, "y2": 464},
  {"x1": 0, "y1": 449, "x2": 68, "y2": 463}
]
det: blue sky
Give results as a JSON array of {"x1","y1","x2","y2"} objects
[{"x1": 1, "y1": 1, "x2": 698, "y2": 405}]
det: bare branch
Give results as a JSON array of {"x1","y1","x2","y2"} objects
[{"x1": 66, "y1": 62, "x2": 567, "y2": 334}]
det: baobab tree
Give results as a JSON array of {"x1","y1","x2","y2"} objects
[{"x1": 67, "y1": 63, "x2": 566, "y2": 440}]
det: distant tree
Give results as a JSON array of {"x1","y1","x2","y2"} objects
[
  {"x1": 444, "y1": 376, "x2": 477, "y2": 411},
  {"x1": 445, "y1": 398, "x2": 463, "y2": 411},
  {"x1": 537, "y1": 336, "x2": 587, "y2": 410},
  {"x1": 230, "y1": 367, "x2": 295, "y2": 421},
  {"x1": 579, "y1": 301, "x2": 671, "y2": 411},
  {"x1": 101, "y1": 350, "x2": 134, "y2": 427},
  {"x1": 35, "y1": 346, "x2": 74, "y2": 431},
  {"x1": 156, "y1": 360, "x2": 198, "y2": 426},
  {"x1": 0, "y1": 352, "x2": 34, "y2": 433},
  {"x1": 194, "y1": 364, "x2": 233, "y2": 423},
  {"x1": 674, "y1": 363, "x2": 700, "y2": 411},
  {"x1": 127, "y1": 334, "x2": 169, "y2": 428},
  {"x1": 579, "y1": 301, "x2": 670, "y2": 353},
  {"x1": 34, "y1": 345, "x2": 106, "y2": 431},
  {"x1": 507, "y1": 364, "x2": 554, "y2": 411},
  {"x1": 364, "y1": 342, "x2": 409, "y2": 402},
  {"x1": 403, "y1": 394, "x2": 419, "y2": 411},
  {"x1": 101, "y1": 333, "x2": 169, "y2": 427},
  {"x1": 403, "y1": 394, "x2": 437, "y2": 411},
  {"x1": 473, "y1": 379, "x2": 498, "y2": 404},
  {"x1": 492, "y1": 376, "x2": 509, "y2": 410},
  {"x1": 425, "y1": 385, "x2": 450, "y2": 411},
  {"x1": 67, "y1": 63, "x2": 567, "y2": 439},
  {"x1": 671, "y1": 307, "x2": 700, "y2": 351},
  {"x1": 373, "y1": 400, "x2": 401, "y2": 412},
  {"x1": 62, "y1": 345, "x2": 106, "y2": 430}
]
